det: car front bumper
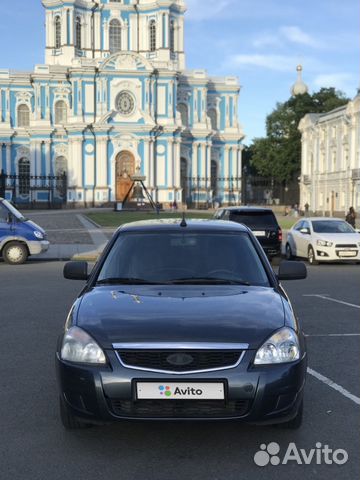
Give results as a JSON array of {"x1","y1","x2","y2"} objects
[
  {"x1": 315, "y1": 246, "x2": 360, "y2": 262},
  {"x1": 27, "y1": 240, "x2": 50, "y2": 255},
  {"x1": 56, "y1": 349, "x2": 307, "y2": 425}
]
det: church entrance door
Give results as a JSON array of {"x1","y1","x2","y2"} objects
[{"x1": 116, "y1": 151, "x2": 135, "y2": 202}]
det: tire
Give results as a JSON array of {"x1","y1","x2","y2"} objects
[
  {"x1": 285, "y1": 243, "x2": 294, "y2": 260},
  {"x1": 279, "y1": 400, "x2": 303, "y2": 430},
  {"x1": 2, "y1": 242, "x2": 28, "y2": 265},
  {"x1": 308, "y1": 246, "x2": 318, "y2": 266},
  {"x1": 59, "y1": 397, "x2": 93, "y2": 430}
]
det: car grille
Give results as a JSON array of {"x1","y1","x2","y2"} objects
[
  {"x1": 117, "y1": 350, "x2": 242, "y2": 373},
  {"x1": 109, "y1": 399, "x2": 250, "y2": 418},
  {"x1": 335, "y1": 244, "x2": 357, "y2": 249}
]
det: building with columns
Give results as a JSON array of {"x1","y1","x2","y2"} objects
[
  {"x1": 299, "y1": 91, "x2": 360, "y2": 216},
  {"x1": 0, "y1": 0, "x2": 244, "y2": 207}
]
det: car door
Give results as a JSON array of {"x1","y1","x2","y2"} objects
[
  {"x1": 289, "y1": 221, "x2": 303, "y2": 257},
  {"x1": 297, "y1": 220, "x2": 311, "y2": 257},
  {"x1": 0, "y1": 202, "x2": 11, "y2": 249}
]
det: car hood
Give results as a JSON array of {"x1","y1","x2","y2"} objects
[
  {"x1": 312, "y1": 233, "x2": 360, "y2": 243},
  {"x1": 23, "y1": 220, "x2": 46, "y2": 235},
  {"x1": 76, "y1": 285, "x2": 286, "y2": 349}
]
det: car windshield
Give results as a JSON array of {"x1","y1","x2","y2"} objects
[
  {"x1": 2, "y1": 200, "x2": 25, "y2": 221},
  {"x1": 229, "y1": 211, "x2": 277, "y2": 229},
  {"x1": 312, "y1": 221, "x2": 355, "y2": 234},
  {"x1": 97, "y1": 232, "x2": 270, "y2": 286}
]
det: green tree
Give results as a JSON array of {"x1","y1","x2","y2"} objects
[{"x1": 250, "y1": 88, "x2": 349, "y2": 182}]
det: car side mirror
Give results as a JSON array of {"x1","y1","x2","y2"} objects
[
  {"x1": 300, "y1": 228, "x2": 310, "y2": 235},
  {"x1": 63, "y1": 261, "x2": 89, "y2": 281},
  {"x1": 278, "y1": 261, "x2": 307, "y2": 281}
]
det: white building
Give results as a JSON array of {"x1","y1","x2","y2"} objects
[
  {"x1": 0, "y1": 0, "x2": 244, "y2": 207},
  {"x1": 299, "y1": 92, "x2": 360, "y2": 215}
]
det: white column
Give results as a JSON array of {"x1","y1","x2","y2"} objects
[
  {"x1": 0, "y1": 89, "x2": 2, "y2": 121},
  {"x1": 75, "y1": 139, "x2": 83, "y2": 188},
  {"x1": 192, "y1": 142, "x2": 198, "y2": 178},
  {"x1": 96, "y1": 139, "x2": 107, "y2": 187},
  {"x1": 206, "y1": 144, "x2": 211, "y2": 189},
  {"x1": 103, "y1": 20, "x2": 109, "y2": 52},
  {"x1": 224, "y1": 146, "x2": 230, "y2": 190},
  {"x1": 149, "y1": 139, "x2": 154, "y2": 188},
  {"x1": 45, "y1": 86, "x2": 50, "y2": 121},
  {"x1": 36, "y1": 143, "x2": 42, "y2": 181},
  {"x1": 174, "y1": 140, "x2": 181, "y2": 189},
  {"x1": 45, "y1": 142, "x2": 51, "y2": 176},
  {"x1": 143, "y1": 139, "x2": 150, "y2": 187},
  {"x1": 61, "y1": 9, "x2": 67, "y2": 46},
  {"x1": 94, "y1": 11, "x2": 101, "y2": 53},
  {"x1": 68, "y1": 139, "x2": 76, "y2": 187},
  {"x1": 69, "y1": 9, "x2": 74, "y2": 45},
  {"x1": 167, "y1": 139, "x2": 174, "y2": 188},
  {"x1": 5, "y1": 89, "x2": 10, "y2": 123},
  {"x1": 77, "y1": 80, "x2": 82, "y2": 120},
  {"x1": 6, "y1": 143, "x2": 11, "y2": 175},
  {"x1": 200, "y1": 143, "x2": 207, "y2": 183}
]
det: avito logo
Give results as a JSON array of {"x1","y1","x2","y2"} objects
[
  {"x1": 158, "y1": 385, "x2": 204, "y2": 397},
  {"x1": 254, "y1": 442, "x2": 349, "y2": 467}
]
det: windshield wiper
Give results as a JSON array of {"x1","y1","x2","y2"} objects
[
  {"x1": 96, "y1": 277, "x2": 161, "y2": 285},
  {"x1": 167, "y1": 277, "x2": 251, "y2": 286}
]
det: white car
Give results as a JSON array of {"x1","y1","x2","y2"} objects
[{"x1": 286, "y1": 217, "x2": 360, "y2": 265}]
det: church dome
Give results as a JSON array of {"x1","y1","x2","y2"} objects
[{"x1": 291, "y1": 65, "x2": 309, "y2": 96}]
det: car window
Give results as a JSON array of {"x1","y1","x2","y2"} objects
[
  {"x1": 294, "y1": 221, "x2": 304, "y2": 231},
  {"x1": 214, "y1": 210, "x2": 223, "y2": 219},
  {"x1": 312, "y1": 221, "x2": 355, "y2": 234},
  {"x1": 302, "y1": 221, "x2": 310, "y2": 230},
  {"x1": 229, "y1": 211, "x2": 278, "y2": 229},
  {"x1": 97, "y1": 232, "x2": 271, "y2": 287},
  {"x1": 0, "y1": 204, "x2": 9, "y2": 223}
]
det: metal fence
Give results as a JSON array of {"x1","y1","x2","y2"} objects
[
  {"x1": 184, "y1": 176, "x2": 242, "y2": 208},
  {"x1": 242, "y1": 175, "x2": 299, "y2": 207},
  {"x1": 0, "y1": 170, "x2": 67, "y2": 208}
]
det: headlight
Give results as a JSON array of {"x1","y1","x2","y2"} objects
[
  {"x1": 317, "y1": 240, "x2": 333, "y2": 247},
  {"x1": 254, "y1": 328, "x2": 300, "y2": 365},
  {"x1": 34, "y1": 230, "x2": 44, "y2": 240},
  {"x1": 61, "y1": 326, "x2": 106, "y2": 364}
]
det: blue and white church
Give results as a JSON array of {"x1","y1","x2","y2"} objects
[{"x1": 0, "y1": 0, "x2": 244, "y2": 207}]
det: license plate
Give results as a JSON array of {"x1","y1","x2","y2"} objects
[
  {"x1": 253, "y1": 231, "x2": 266, "y2": 237},
  {"x1": 338, "y1": 251, "x2": 357, "y2": 258},
  {"x1": 136, "y1": 382, "x2": 225, "y2": 400}
]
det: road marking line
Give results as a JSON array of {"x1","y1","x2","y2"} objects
[
  {"x1": 307, "y1": 368, "x2": 360, "y2": 406},
  {"x1": 303, "y1": 294, "x2": 360, "y2": 309},
  {"x1": 306, "y1": 333, "x2": 360, "y2": 337}
]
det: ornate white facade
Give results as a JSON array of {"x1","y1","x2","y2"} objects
[
  {"x1": 0, "y1": 0, "x2": 244, "y2": 207},
  {"x1": 299, "y1": 92, "x2": 360, "y2": 215}
]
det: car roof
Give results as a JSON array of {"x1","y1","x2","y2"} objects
[
  {"x1": 303, "y1": 217, "x2": 347, "y2": 222},
  {"x1": 219, "y1": 206, "x2": 275, "y2": 213},
  {"x1": 118, "y1": 219, "x2": 250, "y2": 233}
]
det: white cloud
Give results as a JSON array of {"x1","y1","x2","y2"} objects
[
  {"x1": 225, "y1": 54, "x2": 304, "y2": 72},
  {"x1": 252, "y1": 26, "x2": 321, "y2": 49},
  {"x1": 313, "y1": 73, "x2": 356, "y2": 93},
  {"x1": 185, "y1": 0, "x2": 231, "y2": 20},
  {"x1": 280, "y1": 26, "x2": 320, "y2": 47}
]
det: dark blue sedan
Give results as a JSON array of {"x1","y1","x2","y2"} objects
[{"x1": 57, "y1": 219, "x2": 307, "y2": 429}]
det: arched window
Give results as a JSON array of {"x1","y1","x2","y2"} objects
[
  {"x1": 55, "y1": 100, "x2": 67, "y2": 124},
  {"x1": 17, "y1": 104, "x2": 30, "y2": 128},
  {"x1": 109, "y1": 19, "x2": 122, "y2": 54},
  {"x1": 55, "y1": 16, "x2": 61, "y2": 49},
  {"x1": 149, "y1": 20, "x2": 156, "y2": 52},
  {"x1": 19, "y1": 158, "x2": 30, "y2": 195},
  {"x1": 75, "y1": 17, "x2": 82, "y2": 50},
  {"x1": 177, "y1": 103, "x2": 188, "y2": 127},
  {"x1": 208, "y1": 109, "x2": 217, "y2": 130},
  {"x1": 55, "y1": 156, "x2": 67, "y2": 176},
  {"x1": 170, "y1": 20, "x2": 175, "y2": 53}
]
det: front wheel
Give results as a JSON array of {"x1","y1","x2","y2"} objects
[
  {"x1": 2, "y1": 242, "x2": 28, "y2": 265},
  {"x1": 59, "y1": 397, "x2": 93, "y2": 430},
  {"x1": 285, "y1": 243, "x2": 294, "y2": 260},
  {"x1": 308, "y1": 246, "x2": 318, "y2": 266},
  {"x1": 278, "y1": 400, "x2": 303, "y2": 430}
]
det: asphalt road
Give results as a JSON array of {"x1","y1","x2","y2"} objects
[{"x1": 0, "y1": 261, "x2": 359, "y2": 480}]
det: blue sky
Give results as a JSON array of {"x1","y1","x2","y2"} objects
[{"x1": 0, "y1": 0, "x2": 359, "y2": 143}]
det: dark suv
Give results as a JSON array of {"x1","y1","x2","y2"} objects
[{"x1": 214, "y1": 207, "x2": 282, "y2": 258}]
